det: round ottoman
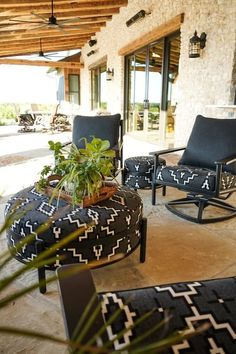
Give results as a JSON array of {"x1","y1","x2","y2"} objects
[
  {"x1": 5, "y1": 185, "x2": 146, "y2": 293},
  {"x1": 124, "y1": 156, "x2": 166, "y2": 189}
]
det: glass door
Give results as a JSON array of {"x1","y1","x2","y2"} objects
[
  {"x1": 147, "y1": 40, "x2": 164, "y2": 133},
  {"x1": 124, "y1": 32, "x2": 180, "y2": 141},
  {"x1": 91, "y1": 64, "x2": 107, "y2": 110},
  {"x1": 125, "y1": 40, "x2": 164, "y2": 135},
  {"x1": 126, "y1": 48, "x2": 146, "y2": 133},
  {"x1": 167, "y1": 36, "x2": 180, "y2": 135}
]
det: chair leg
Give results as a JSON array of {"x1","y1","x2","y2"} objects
[
  {"x1": 162, "y1": 185, "x2": 166, "y2": 196},
  {"x1": 140, "y1": 217, "x2": 147, "y2": 263},
  {"x1": 166, "y1": 195, "x2": 236, "y2": 224},
  {"x1": 152, "y1": 183, "x2": 157, "y2": 205},
  {"x1": 197, "y1": 199, "x2": 206, "y2": 223},
  {"x1": 35, "y1": 240, "x2": 47, "y2": 294}
]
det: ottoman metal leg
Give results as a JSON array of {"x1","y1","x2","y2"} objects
[
  {"x1": 121, "y1": 168, "x2": 126, "y2": 185},
  {"x1": 35, "y1": 240, "x2": 47, "y2": 294},
  {"x1": 140, "y1": 217, "x2": 147, "y2": 263}
]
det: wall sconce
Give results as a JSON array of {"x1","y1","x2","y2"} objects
[
  {"x1": 126, "y1": 10, "x2": 150, "y2": 27},
  {"x1": 87, "y1": 50, "x2": 96, "y2": 57},
  {"x1": 89, "y1": 39, "x2": 97, "y2": 47},
  {"x1": 189, "y1": 30, "x2": 207, "y2": 58},
  {"x1": 106, "y1": 68, "x2": 114, "y2": 81}
]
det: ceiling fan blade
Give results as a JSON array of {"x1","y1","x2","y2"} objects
[
  {"x1": 43, "y1": 55, "x2": 52, "y2": 60},
  {"x1": 55, "y1": 24, "x2": 67, "y2": 33},
  {"x1": 62, "y1": 25, "x2": 82, "y2": 30},
  {"x1": 58, "y1": 17, "x2": 81, "y2": 25},
  {"x1": 31, "y1": 11, "x2": 48, "y2": 22},
  {"x1": 38, "y1": 51, "x2": 52, "y2": 60},
  {"x1": 0, "y1": 15, "x2": 19, "y2": 24},
  {"x1": 33, "y1": 23, "x2": 48, "y2": 29},
  {"x1": 9, "y1": 19, "x2": 43, "y2": 24},
  {"x1": 47, "y1": 52, "x2": 59, "y2": 56}
]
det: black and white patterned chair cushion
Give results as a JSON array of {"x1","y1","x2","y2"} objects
[
  {"x1": 156, "y1": 165, "x2": 236, "y2": 193},
  {"x1": 124, "y1": 156, "x2": 166, "y2": 189},
  {"x1": 99, "y1": 277, "x2": 236, "y2": 353},
  {"x1": 5, "y1": 185, "x2": 143, "y2": 269}
]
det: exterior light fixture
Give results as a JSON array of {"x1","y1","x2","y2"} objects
[
  {"x1": 189, "y1": 30, "x2": 207, "y2": 58},
  {"x1": 126, "y1": 10, "x2": 149, "y2": 27},
  {"x1": 106, "y1": 68, "x2": 114, "y2": 81},
  {"x1": 87, "y1": 50, "x2": 96, "y2": 57},
  {"x1": 88, "y1": 39, "x2": 97, "y2": 47}
]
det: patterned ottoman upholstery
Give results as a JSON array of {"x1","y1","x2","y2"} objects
[
  {"x1": 5, "y1": 185, "x2": 146, "y2": 293},
  {"x1": 124, "y1": 156, "x2": 166, "y2": 189}
]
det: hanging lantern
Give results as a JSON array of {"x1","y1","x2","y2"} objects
[{"x1": 189, "y1": 31, "x2": 207, "y2": 58}]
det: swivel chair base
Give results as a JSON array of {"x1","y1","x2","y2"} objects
[{"x1": 166, "y1": 194, "x2": 236, "y2": 224}]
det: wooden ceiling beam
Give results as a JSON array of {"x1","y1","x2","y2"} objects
[
  {"x1": 0, "y1": 42, "x2": 84, "y2": 57},
  {"x1": 1, "y1": 32, "x2": 95, "y2": 47},
  {"x1": 0, "y1": 16, "x2": 111, "y2": 27},
  {"x1": 0, "y1": 0, "x2": 128, "y2": 58},
  {"x1": 0, "y1": 1, "x2": 127, "y2": 14},
  {"x1": 0, "y1": 8, "x2": 120, "y2": 19},
  {"x1": 0, "y1": 26, "x2": 100, "y2": 40},
  {"x1": 0, "y1": 57, "x2": 83, "y2": 69},
  {"x1": 0, "y1": 38, "x2": 88, "y2": 52},
  {"x1": 0, "y1": 38, "x2": 93, "y2": 55},
  {"x1": 0, "y1": 0, "x2": 125, "y2": 7},
  {"x1": 0, "y1": 38, "x2": 88, "y2": 50}
]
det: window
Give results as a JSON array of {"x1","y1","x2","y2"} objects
[
  {"x1": 69, "y1": 74, "x2": 80, "y2": 104},
  {"x1": 124, "y1": 32, "x2": 180, "y2": 138},
  {"x1": 91, "y1": 64, "x2": 107, "y2": 110}
]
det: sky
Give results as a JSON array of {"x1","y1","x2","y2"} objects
[
  {"x1": 0, "y1": 64, "x2": 58, "y2": 104},
  {"x1": 0, "y1": 50, "x2": 80, "y2": 104}
]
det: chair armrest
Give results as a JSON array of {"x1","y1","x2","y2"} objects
[
  {"x1": 215, "y1": 154, "x2": 236, "y2": 166},
  {"x1": 56, "y1": 265, "x2": 105, "y2": 341},
  {"x1": 149, "y1": 146, "x2": 186, "y2": 157}
]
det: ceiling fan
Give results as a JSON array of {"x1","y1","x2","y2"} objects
[
  {"x1": 8, "y1": 0, "x2": 81, "y2": 31},
  {"x1": 30, "y1": 39, "x2": 80, "y2": 60},
  {"x1": 36, "y1": 38, "x2": 59, "y2": 60}
]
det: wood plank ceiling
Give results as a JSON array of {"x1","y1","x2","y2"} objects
[{"x1": 0, "y1": 0, "x2": 128, "y2": 63}]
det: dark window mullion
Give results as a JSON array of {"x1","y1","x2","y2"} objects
[
  {"x1": 123, "y1": 56, "x2": 130, "y2": 134},
  {"x1": 98, "y1": 67, "x2": 102, "y2": 108},
  {"x1": 144, "y1": 47, "x2": 149, "y2": 108},
  {"x1": 161, "y1": 37, "x2": 170, "y2": 111}
]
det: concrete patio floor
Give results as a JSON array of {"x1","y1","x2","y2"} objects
[{"x1": 0, "y1": 125, "x2": 236, "y2": 353}]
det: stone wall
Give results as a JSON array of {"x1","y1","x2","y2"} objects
[{"x1": 79, "y1": 0, "x2": 236, "y2": 146}]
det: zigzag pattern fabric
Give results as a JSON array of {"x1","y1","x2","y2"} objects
[
  {"x1": 99, "y1": 277, "x2": 236, "y2": 353},
  {"x1": 5, "y1": 186, "x2": 143, "y2": 269},
  {"x1": 156, "y1": 165, "x2": 236, "y2": 192}
]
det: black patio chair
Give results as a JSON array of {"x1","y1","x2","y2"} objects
[
  {"x1": 150, "y1": 115, "x2": 236, "y2": 224},
  {"x1": 57, "y1": 264, "x2": 236, "y2": 352},
  {"x1": 69, "y1": 114, "x2": 123, "y2": 173}
]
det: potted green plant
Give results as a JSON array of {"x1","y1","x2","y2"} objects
[{"x1": 36, "y1": 137, "x2": 117, "y2": 206}]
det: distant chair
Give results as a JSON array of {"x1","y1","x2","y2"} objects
[
  {"x1": 151, "y1": 115, "x2": 236, "y2": 223},
  {"x1": 71, "y1": 114, "x2": 123, "y2": 172}
]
